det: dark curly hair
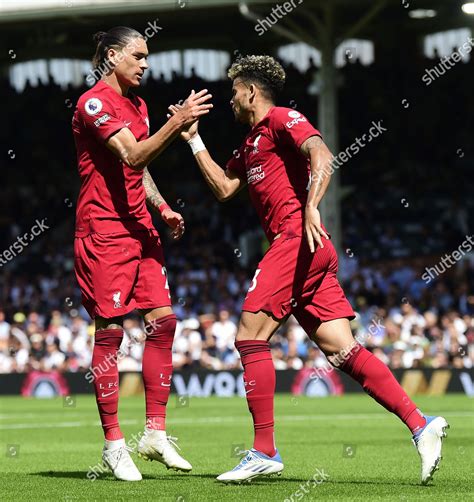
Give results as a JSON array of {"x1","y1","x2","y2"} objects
[{"x1": 228, "y1": 55, "x2": 286, "y2": 101}]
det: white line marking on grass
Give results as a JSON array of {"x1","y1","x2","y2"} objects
[
  {"x1": 0, "y1": 412, "x2": 472, "y2": 430},
  {"x1": 0, "y1": 412, "x2": 90, "y2": 420}
]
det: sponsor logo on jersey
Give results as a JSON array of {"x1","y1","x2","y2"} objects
[
  {"x1": 84, "y1": 97, "x2": 103, "y2": 116},
  {"x1": 286, "y1": 114, "x2": 307, "y2": 129},
  {"x1": 288, "y1": 110, "x2": 301, "y2": 119},
  {"x1": 93, "y1": 113, "x2": 110, "y2": 127},
  {"x1": 246, "y1": 164, "x2": 265, "y2": 184},
  {"x1": 113, "y1": 291, "x2": 122, "y2": 309}
]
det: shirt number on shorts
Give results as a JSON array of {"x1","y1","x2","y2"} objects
[
  {"x1": 162, "y1": 266, "x2": 169, "y2": 290},
  {"x1": 248, "y1": 269, "x2": 261, "y2": 293}
]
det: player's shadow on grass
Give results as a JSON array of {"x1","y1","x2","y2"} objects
[
  {"x1": 31, "y1": 471, "x2": 219, "y2": 481},
  {"x1": 327, "y1": 479, "x2": 425, "y2": 487},
  {"x1": 32, "y1": 471, "x2": 157, "y2": 481},
  {"x1": 214, "y1": 477, "x2": 315, "y2": 485}
]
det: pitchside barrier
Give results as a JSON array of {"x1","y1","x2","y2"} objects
[{"x1": 0, "y1": 368, "x2": 472, "y2": 398}]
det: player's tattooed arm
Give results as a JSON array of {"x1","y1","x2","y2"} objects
[
  {"x1": 300, "y1": 135, "x2": 324, "y2": 157},
  {"x1": 105, "y1": 89, "x2": 213, "y2": 170},
  {"x1": 166, "y1": 104, "x2": 245, "y2": 202},
  {"x1": 300, "y1": 135, "x2": 333, "y2": 205},
  {"x1": 143, "y1": 167, "x2": 185, "y2": 239},
  {"x1": 301, "y1": 135, "x2": 333, "y2": 252},
  {"x1": 143, "y1": 167, "x2": 165, "y2": 211}
]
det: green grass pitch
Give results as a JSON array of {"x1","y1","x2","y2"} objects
[{"x1": 0, "y1": 393, "x2": 473, "y2": 501}]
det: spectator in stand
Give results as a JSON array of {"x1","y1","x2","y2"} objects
[
  {"x1": 211, "y1": 310, "x2": 237, "y2": 358},
  {"x1": 173, "y1": 318, "x2": 202, "y2": 369}
]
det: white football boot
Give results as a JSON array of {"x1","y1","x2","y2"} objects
[
  {"x1": 102, "y1": 438, "x2": 142, "y2": 481},
  {"x1": 137, "y1": 429, "x2": 192, "y2": 472},
  {"x1": 217, "y1": 448, "x2": 284, "y2": 484},
  {"x1": 412, "y1": 415, "x2": 449, "y2": 485}
]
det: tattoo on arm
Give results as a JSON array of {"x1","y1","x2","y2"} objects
[
  {"x1": 300, "y1": 135, "x2": 324, "y2": 157},
  {"x1": 301, "y1": 135, "x2": 333, "y2": 206},
  {"x1": 143, "y1": 167, "x2": 165, "y2": 211}
]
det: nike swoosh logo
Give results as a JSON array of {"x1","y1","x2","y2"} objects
[
  {"x1": 125, "y1": 121, "x2": 132, "y2": 127},
  {"x1": 161, "y1": 383, "x2": 171, "y2": 387},
  {"x1": 101, "y1": 390, "x2": 117, "y2": 398},
  {"x1": 245, "y1": 388, "x2": 255, "y2": 394}
]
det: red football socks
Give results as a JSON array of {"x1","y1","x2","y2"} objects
[
  {"x1": 339, "y1": 344, "x2": 427, "y2": 434},
  {"x1": 142, "y1": 314, "x2": 176, "y2": 431},
  {"x1": 236, "y1": 340, "x2": 276, "y2": 457},
  {"x1": 92, "y1": 328, "x2": 124, "y2": 441}
]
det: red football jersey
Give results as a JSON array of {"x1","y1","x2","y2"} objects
[
  {"x1": 226, "y1": 107, "x2": 321, "y2": 241},
  {"x1": 72, "y1": 80, "x2": 153, "y2": 237}
]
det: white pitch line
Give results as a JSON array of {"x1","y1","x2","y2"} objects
[
  {"x1": 0, "y1": 412, "x2": 472, "y2": 430},
  {"x1": 0, "y1": 413, "x2": 89, "y2": 420}
]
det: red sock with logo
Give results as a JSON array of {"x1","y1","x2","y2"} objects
[
  {"x1": 142, "y1": 314, "x2": 176, "y2": 431},
  {"x1": 339, "y1": 344, "x2": 427, "y2": 434},
  {"x1": 235, "y1": 340, "x2": 276, "y2": 457},
  {"x1": 92, "y1": 328, "x2": 124, "y2": 441}
]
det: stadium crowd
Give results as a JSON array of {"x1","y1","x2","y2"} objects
[{"x1": 0, "y1": 49, "x2": 473, "y2": 373}]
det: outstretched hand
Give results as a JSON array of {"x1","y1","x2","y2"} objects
[
  {"x1": 168, "y1": 102, "x2": 198, "y2": 141},
  {"x1": 161, "y1": 207, "x2": 185, "y2": 240},
  {"x1": 169, "y1": 89, "x2": 212, "y2": 132}
]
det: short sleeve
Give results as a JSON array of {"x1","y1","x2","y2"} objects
[
  {"x1": 226, "y1": 145, "x2": 246, "y2": 180},
  {"x1": 76, "y1": 95, "x2": 124, "y2": 142},
  {"x1": 272, "y1": 108, "x2": 322, "y2": 150},
  {"x1": 137, "y1": 96, "x2": 150, "y2": 138}
]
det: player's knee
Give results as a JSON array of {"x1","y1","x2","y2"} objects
[
  {"x1": 93, "y1": 329, "x2": 123, "y2": 349},
  {"x1": 325, "y1": 341, "x2": 362, "y2": 368},
  {"x1": 95, "y1": 316, "x2": 123, "y2": 331},
  {"x1": 141, "y1": 306, "x2": 174, "y2": 323},
  {"x1": 236, "y1": 313, "x2": 274, "y2": 342},
  {"x1": 145, "y1": 314, "x2": 177, "y2": 346},
  {"x1": 235, "y1": 330, "x2": 252, "y2": 343},
  {"x1": 235, "y1": 326, "x2": 268, "y2": 343},
  {"x1": 94, "y1": 317, "x2": 124, "y2": 348},
  {"x1": 235, "y1": 335, "x2": 270, "y2": 346}
]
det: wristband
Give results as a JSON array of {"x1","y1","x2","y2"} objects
[
  {"x1": 187, "y1": 134, "x2": 206, "y2": 155},
  {"x1": 158, "y1": 202, "x2": 171, "y2": 215}
]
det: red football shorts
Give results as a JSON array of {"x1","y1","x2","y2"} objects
[
  {"x1": 74, "y1": 229, "x2": 171, "y2": 319},
  {"x1": 242, "y1": 234, "x2": 355, "y2": 334}
]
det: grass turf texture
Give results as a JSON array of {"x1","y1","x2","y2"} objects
[{"x1": 0, "y1": 394, "x2": 472, "y2": 501}]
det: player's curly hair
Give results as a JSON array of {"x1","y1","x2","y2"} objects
[{"x1": 228, "y1": 55, "x2": 286, "y2": 101}]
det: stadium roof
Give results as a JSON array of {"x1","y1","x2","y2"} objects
[{"x1": 1, "y1": 0, "x2": 473, "y2": 65}]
